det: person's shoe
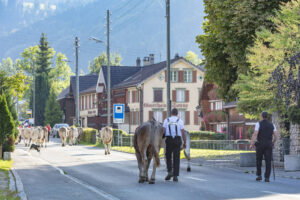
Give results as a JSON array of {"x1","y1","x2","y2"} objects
[
  {"x1": 165, "y1": 173, "x2": 173, "y2": 181},
  {"x1": 173, "y1": 176, "x2": 178, "y2": 182},
  {"x1": 256, "y1": 176, "x2": 262, "y2": 181},
  {"x1": 265, "y1": 178, "x2": 270, "y2": 182}
]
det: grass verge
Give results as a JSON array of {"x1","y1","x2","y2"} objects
[
  {"x1": 0, "y1": 160, "x2": 20, "y2": 200},
  {"x1": 111, "y1": 146, "x2": 254, "y2": 159}
]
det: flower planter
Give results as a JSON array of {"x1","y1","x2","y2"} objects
[
  {"x1": 240, "y1": 152, "x2": 256, "y2": 167},
  {"x1": 284, "y1": 155, "x2": 300, "y2": 171}
]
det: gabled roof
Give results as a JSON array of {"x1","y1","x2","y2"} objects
[
  {"x1": 57, "y1": 86, "x2": 71, "y2": 100},
  {"x1": 113, "y1": 57, "x2": 203, "y2": 89},
  {"x1": 101, "y1": 66, "x2": 141, "y2": 88},
  {"x1": 70, "y1": 74, "x2": 98, "y2": 94}
]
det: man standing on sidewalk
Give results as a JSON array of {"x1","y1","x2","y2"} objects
[
  {"x1": 163, "y1": 108, "x2": 186, "y2": 182},
  {"x1": 250, "y1": 111, "x2": 278, "y2": 182}
]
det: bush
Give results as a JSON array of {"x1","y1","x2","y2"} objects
[
  {"x1": 3, "y1": 136, "x2": 15, "y2": 152},
  {"x1": 80, "y1": 128, "x2": 97, "y2": 144},
  {"x1": 189, "y1": 131, "x2": 226, "y2": 140},
  {"x1": 112, "y1": 129, "x2": 130, "y2": 136}
]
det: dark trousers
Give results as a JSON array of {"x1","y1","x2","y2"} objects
[
  {"x1": 256, "y1": 143, "x2": 272, "y2": 178},
  {"x1": 166, "y1": 136, "x2": 182, "y2": 176},
  {"x1": 48, "y1": 131, "x2": 50, "y2": 142}
]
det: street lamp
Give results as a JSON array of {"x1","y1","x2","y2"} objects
[{"x1": 89, "y1": 37, "x2": 104, "y2": 44}]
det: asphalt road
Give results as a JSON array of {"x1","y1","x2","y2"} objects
[{"x1": 13, "y1": 138, "x2": 300, "y2": 200}]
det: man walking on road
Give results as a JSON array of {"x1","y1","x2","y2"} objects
[
  {"x1": 163, "y1": 108, "x2": 186, "y2": 182},
  {"x1": 250, "y1": 111, "x2": 278, "y2": 182}
]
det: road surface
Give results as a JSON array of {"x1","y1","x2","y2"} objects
[{"x1": 13, "y1": 138, "x2": 300, "y2": 200}]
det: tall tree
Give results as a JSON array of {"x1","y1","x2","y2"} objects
[
  {"x1": 185, "y1": 51, "x2": 202, "y2": 66},
  {"x1": 88, "y1": 52, "x2": 122, "y2": 74},
  {"x1": 196, "y1": 0, "x2": 289, "y2": 101},
  {"x1": 234, "y1": 0, "x2": 300, "y2": 118},
  {"x1": 35, "y1": 33, "x2": 55, "y2": 126},
  {"x1": 44, "y1": 90, "x2": 63, "y2": 127}
]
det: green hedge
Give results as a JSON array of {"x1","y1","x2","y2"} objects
[
  {"x1": 81, "y1": 128, "x2": 97, "y2": 144},
  {"x1": 189, "y1": 131, "x2": 226, "y2": 140},
  {"x1": 112, "y1": 129, "x2": 130, "y2": 136}
]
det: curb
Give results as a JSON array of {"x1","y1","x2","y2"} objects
[{"x1": 10, "y1": 168, "x2": 27, "y2": 200}]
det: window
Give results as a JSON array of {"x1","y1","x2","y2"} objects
[
  {"x1": 153, "y1": 89, "x2": 163, "y2": 102},
  {"x1": 216, "y1": 101, "x2": 223, "y2": 110},
  {"x1": 176, "y1": 89, "x2": 185, "y2": 102},
  {"x1": 153, "y1": 110, "x2": 163, "y2": 123},
  {"x1": 184, "y1": 70, "x2": 192, "y2": 83},
  {"x1": 210, "y1": 102, "x2": 214, "y2": 111},
  {"x1": 83, "y1": 96, "x2": 86, "y2": 110},
  {"x1": 217, "y1": 124, "x2": 227, "y2": 133},
  {"x1": 136, "y1": 90, "x2": 139, "y2": 102},
  {"x1": 178, "y1": 110, "x2": 185, "y2": 124},
  {"x1": 127, "y1": 91, "x2": 130, "y2": 103},
  {"x1": 171, "y1": 70, "x2": 178, "y2": 82}
]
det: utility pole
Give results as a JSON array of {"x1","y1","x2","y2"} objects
[
  {"x1": 32, "y1": 59, "x2": 35, "y2": 126},
  {"x1": 107, "y1": 10, "x2": 111, "y2": 126},
  {"x1": 75, "y1": 37, "x2": 80, "y2": 126},
  {"x1": 166, "y1": 0, "x2": 171, "y2": 117}
]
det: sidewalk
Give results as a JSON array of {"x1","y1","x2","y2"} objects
[
  {"x1": 191, "y1": 157, "x2": 300, "y2": 179},
  {"x1": 0, "y1": 169, "x2": 19, "y2": 199}
]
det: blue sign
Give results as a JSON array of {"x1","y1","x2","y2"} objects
[{"x1": 113, "y1": 104, "x2": 125, "y2": 123}]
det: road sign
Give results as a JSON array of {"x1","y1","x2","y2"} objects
[{"x1": 113, "y1": 104, "x2": 124, "y2": 124}]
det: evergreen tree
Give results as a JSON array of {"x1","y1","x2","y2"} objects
[
  {"x1": 0, "y1": 94, "x2": 15, "y2": 151},
  {"x1": 44, "y1": 90, "x2": 63, "y2": 127},
  {"x1": 35, "y1": 33, "x2": 54, "y2": 125}
]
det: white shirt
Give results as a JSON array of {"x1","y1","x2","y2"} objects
[
  {"x1": 163, "y1": 116, "x2": 184, "y2": 138},
  {"x1": 255, "y1": 122, "x2": 277, "y2": 132}
]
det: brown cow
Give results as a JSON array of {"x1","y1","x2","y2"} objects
[{"x1": 134, "y1": 120, "x2": 164, "y2": 184}]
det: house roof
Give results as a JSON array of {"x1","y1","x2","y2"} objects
[
  {"x1": 70, "y1": 74, "x2": 98, "y2": 94},
  {"x1": 57, "y1": 86, "x2": 71, "y2": 100},
  {"x1": 223, "y1": 101, "x2": 238, "y2": 109},
  {"x1": 112, "y1": 57, "x2": 202, "y2": 89}
]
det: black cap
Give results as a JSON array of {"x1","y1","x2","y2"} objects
[{"x1": 261, "y1": 111, "x2": 268, "y2": 119}]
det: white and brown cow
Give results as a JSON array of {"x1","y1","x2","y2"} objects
[
  {"x1": 68, "y1": 127, "x2": 79, "y2": 146},
  {"x1": 59, "y1": 127, "x2": 69, "y2": 147},
  {"x1": 100, "y1": 126, "x2": 113, "y2": 155}
]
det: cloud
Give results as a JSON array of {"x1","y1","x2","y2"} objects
[
  {"x1": 39, "y1": 3, "x2": 45, "y2": 10},
  {"x1": 50, "y1": 5, "x2": 56, "y2": 11}
]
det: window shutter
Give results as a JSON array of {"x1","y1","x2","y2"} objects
[
  {"x1": 185, "y1": 90, "x2": 189, "y2": 102},
  {"x1": 194, "y1": 111, "x2": 198, "y2": 125},
  {"x1": 149, "y1": 111, "x2": 154, "y2": 121},
  {"x1": 165, "y1": 70, "x2": 167, "y2": 82},
  {"x1": 185, "y1": 111, "x2": 190, "y2": 125},
  {"x1": 163, "y1": 111, "x2": 167, "y2": 120},
  {"x1": 178, "y1": 71, "x2": 184, "y2": 82},
  {"x1": 85, "y1": 96, "x2": 87, "y2": 110},
  {"x1": 193, "y1": 71, "x2": 197, "y2": 83},
  {"x1": 172, "y1": 90, "x2": 176, "y2": 102}
]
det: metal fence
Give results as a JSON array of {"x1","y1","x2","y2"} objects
[{"x1": 111, "y1": 135, "x2": 251, "y2": 151}]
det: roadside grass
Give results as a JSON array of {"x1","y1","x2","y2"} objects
[
  {"x1": 111, "y1": 146, "x2": 254, "y2": 159},
  {"x1": 79, "y1": 141, "x2": 104, "y2": 148},
  {"x1": 0, "y1": 160, "x2": 20, "y2": 200}
]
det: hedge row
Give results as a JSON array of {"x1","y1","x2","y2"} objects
[
  {"x1": 81, "y1": 128, "x2": 97, "y2": 144},
  {"x1": 112, "y1": 129, "x2": 130, "y2": 136},
  {"x1": 189, "y1": 131, "x2": 226, "y2": 140}
]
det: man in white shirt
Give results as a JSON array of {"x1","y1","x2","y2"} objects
[
  {"x1": 163, "y1": 108, "x2": 186, "y2": 182},
  {"x1": 250, "y1": 111, "x2": 278, "y2": 182}
]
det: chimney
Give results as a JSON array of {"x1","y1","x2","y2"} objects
[
  {"x1": 136, "y1": 57, "x2": 141, "y2": 66},
  {"x1": 149, "y1": 54, "x2": 155, "y2": 64},
  {"x1": 174, "y1": 53, "x2": 180, "y2": 59},
  {"x1": 143, "y1": 57, "x2": 150, "y2": 66}
]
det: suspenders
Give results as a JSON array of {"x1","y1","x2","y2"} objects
[{"x1": 167, "y1": 118, "x2": 180, "y2": 137}]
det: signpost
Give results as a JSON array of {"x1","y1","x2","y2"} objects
[{"x1": 113, "y1": 104, "x2": 125, "y2": 146}]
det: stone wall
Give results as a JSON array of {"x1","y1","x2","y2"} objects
[
  {"x1": 272, "y1": 112, "x2": 283, "y2": 162},
  {"x1": 290, "y1": 123, "x2": 300, "y2": 155}
]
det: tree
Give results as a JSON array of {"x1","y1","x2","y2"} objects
[
  {"x1": 234, "y1": 0, "x2": 300, "y2": 118},
  {"x1": 35, "y1": 33, "x2": 55, "y2": 126},
  {"x1": 185, "y1": 51, "x2": 202, "y2": 65},
  {"x1": 196, "y1": 0, "x2": 289, "y2": 101},
  {"x1": 49, "y1": 53, "x2": 73, "y2": 95},
  {"x1": 44, "y1": 90, "x2": 63, "y2": 127},
  {"x1": 0, "y1": 94, "x2": 15, "y2": 152},
  {"x1": 88, "y1": 52, "x2": 122, "y2": 74}
]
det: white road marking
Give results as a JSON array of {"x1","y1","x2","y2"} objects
[
  {"x1": 186, "y1": 177, "x2": 208, "y2": 182},
  {"x1": 19, "y1": 149, "x2": 120, "y2": 200},
  {"x1": 262, "y1": 191, "x2": 300, "y2": 199}
]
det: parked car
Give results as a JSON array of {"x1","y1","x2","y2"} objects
[{"x1": 52, "y1": 123, "x2": 70, "y2": 138}]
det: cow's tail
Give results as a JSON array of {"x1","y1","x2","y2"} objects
[{"x1": 154, "y1": 149, "x2": 160, "y2": 167}]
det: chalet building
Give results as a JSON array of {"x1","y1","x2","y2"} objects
[
  {"x1": 57, "y1": 74, "x2": 98, "y2": 128},
  {"x1": 97, "y1": 55, "x2": 205, "y2": 133},
  {"x1": 200, "y1": 82, "x2": 257, "y2": 139}
]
